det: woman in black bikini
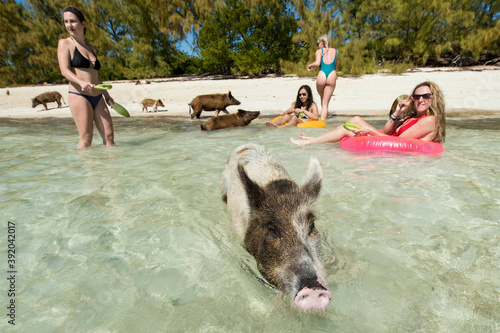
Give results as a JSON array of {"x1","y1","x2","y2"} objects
[{"x1": 57, "y1": 6, "x2": 115, "y2": 148}]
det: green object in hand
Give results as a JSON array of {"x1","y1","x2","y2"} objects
[
  {"x1": 343, "y1": 121, "x2": 361, "y2": 131},
  {"x1": 298, "y1": 113, "x2": 307, "y2": 118},
  {"x1": 94, "y1": 84, "x2": 112, "y2": 90},
  {"x1": 112, "y1": 102, "x2": 130, "y2": 118}
]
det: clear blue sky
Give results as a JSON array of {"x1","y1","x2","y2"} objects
[{"x1": 177, "y1": 33, "x2": 198, "y2": 57}]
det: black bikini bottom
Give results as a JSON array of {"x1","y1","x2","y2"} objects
[{"x1": 69, "y1": 92, "x2": 103, "y2": 109}]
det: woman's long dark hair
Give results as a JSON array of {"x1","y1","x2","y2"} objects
[{"x1": 294, "y1": 85, "x2": 314, "y2": 110}]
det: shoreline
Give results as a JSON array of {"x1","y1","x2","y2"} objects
[{"x1": 1, "y1": 67, "x2": 499, "y2": 119}]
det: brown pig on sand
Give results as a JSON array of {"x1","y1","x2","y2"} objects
[
  {"x1": 141, "y1": 98, "x2": 164, "y2": 113},
  {"x1": 189, "y1": 91, "x2": 241, "y2": 119},
  {"x1": 221, "y1": 143, "x2": 331, "y2": 311},
  {"x1": 201, "y1": 109, "x2": 260, "y2": 131},
  {"x1": 32, "y1": 91, "x2": 66, "y2": 110}
]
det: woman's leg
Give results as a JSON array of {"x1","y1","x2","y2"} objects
[
  {"x1": 69, "y1": 93, "x2": 94, "y2": 148},
  {"x1": 286, "y1": 116, "x2": 299, "y2": 126},
  {"x1": 289, "y1": 116, "x2": 372, "y2": 146},
  {"x1": 320, "y1": 73, "x2": 337, "y2": 120},
  {"x1": 266, "y1": 114, "x2": 292, "y2": 127},
  {"x1": 316, "y1": 72, "x2": 327, "y2": 118},
  {"x1": 93, "y1": 98, "x2": 115, "y2": 146},
  {"x1": 290, "y1": 125, "x2": 351, "y2": 146}
]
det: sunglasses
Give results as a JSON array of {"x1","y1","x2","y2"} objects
[
  {"x1": 298, "y1": 93, "x2": 307, "y2": 97},
  {"x1": 413, "y1": 93, "x2": 432, "y2": 100}
]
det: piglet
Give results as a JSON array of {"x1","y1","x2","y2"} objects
[
  {"x1": 141, "y1": 98, "x2": 165, "y2": 113},
  {"x1": 201, "y1": 109, "x2": 260, "y2": 131},
  {"x1": 221, "y1": 143, "x2": 331, "y2": 310},
  {"x1": 189, "y1": 91, "x2": 241, "y2": 119}
]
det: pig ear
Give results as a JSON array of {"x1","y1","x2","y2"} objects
[
  {"x1": 237, "y1": 163, "x2": 264, "y2": 208},
  {"x1": 300, "y1": 157, "x2": 322, "y2": 200}
]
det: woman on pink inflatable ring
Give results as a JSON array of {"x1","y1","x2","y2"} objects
[{"x1": 289, "y1": 81, "x2": 446, "y2": 148}]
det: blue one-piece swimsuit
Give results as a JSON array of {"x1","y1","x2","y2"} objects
[{"x1": 320, "y1": 48, "x2": 337, "y2": 78}]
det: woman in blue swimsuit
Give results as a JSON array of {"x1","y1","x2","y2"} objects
[
  {"x1": 307, "y1": 34, "x2": 338, "y2": 120},
  {"x1": 57, "y1": 7, "x2": 115, "y2": 148}
]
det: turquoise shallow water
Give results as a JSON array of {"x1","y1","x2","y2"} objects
[{"x1": 1, "y1": 117, "x2": 499, "y2": 332}]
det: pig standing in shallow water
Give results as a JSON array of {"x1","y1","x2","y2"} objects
[
  {"x1": 201, "y1": 109, "x2": 260, "y2": 131},
  {"x1": 189, "y1": 91, "x2": 241, "y2": 119},
  {"x1": 221, "y1": 143, "x2": 331, "y2": 310}
]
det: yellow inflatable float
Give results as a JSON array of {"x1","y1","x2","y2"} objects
[{"x1": 272, "y1": 116, "x2": 326, "y2": 128}]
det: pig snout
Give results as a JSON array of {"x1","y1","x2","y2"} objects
[{"x1": 294, "y1": 279, "x2": 331, "y2": 311}]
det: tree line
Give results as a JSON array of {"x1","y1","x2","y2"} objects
[{"x1": 1, "y1": 0, "x2": 498, "y2": 86}]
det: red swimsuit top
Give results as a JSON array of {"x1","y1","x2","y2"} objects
[{"x1": 393, "y1": 115, "x2": 427, "y2": 136}]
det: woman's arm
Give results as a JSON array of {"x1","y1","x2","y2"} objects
[
  {"x1": 382, "y1": 99, "x2": 411, "y2": 134},
  {"x1": 282, "y1": 102, "x2": 296, "y2": 116},
  {"x1": 307, "y1": 49, "x2": 322, "y2": 71},
  {"x1": 97, "y1": 76, "x2": 113, "y2": 105},
  {"x1": 357, "y1": 116, "x2": 436, "y2": 140},
  {"x1": 398, "y1": 116, "x2": 436, "y2": 140},
  {"x1": 334, "y1": 48, "x2": 338, "y2": 71},
  {"x1": 300, "y1": 103, "x2": 319, "y2": 120}
]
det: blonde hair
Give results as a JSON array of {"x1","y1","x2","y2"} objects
[
  {"x1": 317, "y1": 34, "x2": 330, "y2": 49},
  {"x1": 408, "y1": 81, "x2": 446, "y2": 142}
]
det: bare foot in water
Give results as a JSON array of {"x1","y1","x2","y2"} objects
[
  {"x1": 265, "y1": 121, "x2": 279, "y2": 128},
  {"x1": 289, "y1": 137, "x2": 309, "y2": 146},
  {"x1": 299, "y1": 133, "x2": 313, "y2": 140}
]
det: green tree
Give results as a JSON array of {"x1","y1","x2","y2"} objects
[
  {"x1": 197, "y1": 0, "x2": 299, "y2": 75},
  {"x1": 0, "y1": 0, "x2": 31, "y2": 86}
]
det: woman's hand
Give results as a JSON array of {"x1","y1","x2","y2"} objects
[
  {"x1": 353, "y1": 126, "x2": 378, "y2": 137},
  {"x1": 393, "y1": 98, "x2": 413, "y2": 118},
  {"x1": 106, "y1": 96, "x2": 114, "y2": 107},
  {"x1": 80, "y1": 82, "x2": 94, "y2": 93}
]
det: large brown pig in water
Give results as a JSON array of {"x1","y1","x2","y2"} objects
[
  {"x1": 189, "y1": 91, "x2": 241, "y2": 119},
  {"x1": 201, "y1": 109, "x2": 260, "y2": 131},
  {"x1": 221, "y1": 143, "x2": 331, "y2": 311}
]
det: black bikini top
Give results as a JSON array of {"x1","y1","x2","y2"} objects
[{"x1": 71, "y1": 45, "x2": 101, "y2": 70}]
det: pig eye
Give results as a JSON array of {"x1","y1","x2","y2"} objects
[
  {"x1": 307, "y1": 213, "x2": 316, "y2": 235},
  {"x1": 266, "y1": 223, "x2": 280, "y2": 238},
  {"x1": 308, "y1": 223, "x2": 316, "y2": 235}
]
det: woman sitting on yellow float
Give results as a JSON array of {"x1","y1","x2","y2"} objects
[{"x1": 266, "y1": 85, "x2": 325, "y2": 128}]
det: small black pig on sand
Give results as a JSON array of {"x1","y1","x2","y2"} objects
[
  {"x1": 189, "y1": 91, "x2": 241, "y2": 119},
  {"x1": 201, "y1": 109, "x2": 260, "y2": 131},
  {"x1": 221, "y1": 143, "x2": 331, "y2": 311}
]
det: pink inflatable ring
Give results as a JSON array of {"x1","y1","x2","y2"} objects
[{"x1": 339, "y1": 136, "x2": 444, "y2": 156}]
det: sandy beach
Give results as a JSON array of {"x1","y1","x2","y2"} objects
[{"x1": 1, "y1": 67, "x2": 499, "y2": 119}]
